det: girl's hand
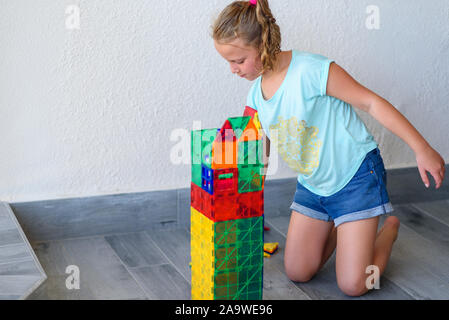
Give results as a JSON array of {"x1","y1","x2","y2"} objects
[{"x1": 416, "y1": 145, "x2": 446, "y2": 189}]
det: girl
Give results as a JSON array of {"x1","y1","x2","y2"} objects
[{"x1": 211, "y1": 0, "x2": 446, "y2": 297}]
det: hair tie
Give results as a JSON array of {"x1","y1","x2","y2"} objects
[{"x1": 249, "y1": 0, "x2": 257, "y2": 6}]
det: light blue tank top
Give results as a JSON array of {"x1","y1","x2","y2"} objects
[{"x1": 246, "y1": 50, "x2": 378, "y2": 196}]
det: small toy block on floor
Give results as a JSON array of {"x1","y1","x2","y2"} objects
[
  {"x1": 263, "y1": 243, "x2": 279, "y2": 258},
  {"x1": 190, "y1": 106, "x2": 266, "y2": 300},
  {"x1": 263, "y1": 242, "x2": 279, "y2": 254}
]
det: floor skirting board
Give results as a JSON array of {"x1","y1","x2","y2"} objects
[{"x1": 9, "y1": 165, "x2": 449, "y2": 243}]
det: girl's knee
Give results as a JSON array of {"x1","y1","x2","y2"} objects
[
  {"x1": 337, "y1": 275, "x2": 368, "y2": 297},
  {"x1": 285, "y1": 268, "x2": 316, "y2": 283},
  {"x1": 284, "y1": 258, "x2": 319, "y2": 283}
]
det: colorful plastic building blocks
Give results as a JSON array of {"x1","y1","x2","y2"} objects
[
  {"x1": 190, "y1": 106, "x2": 266, "y2": 300},
  {"x1": 263, "y1": 242, "x2": 279, "y2": 256}
]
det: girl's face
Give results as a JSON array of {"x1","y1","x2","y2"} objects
[{"x1": 214, "y1": 38, "x2": 263, "y2": 81}]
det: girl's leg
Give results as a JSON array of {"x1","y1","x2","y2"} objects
[
  {"x1": 284, "y1": 211, "x2": 335, "y2": 282},
  {"x1": 335, "y1": 215, "x2": 400, "y2": 297},
  {"x1": 318, "y1": 225, "x2": 338, "y2": 271}
]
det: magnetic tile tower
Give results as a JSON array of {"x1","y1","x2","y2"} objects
[{"x1": 190, "y1": 106, "x2": 266, "y2": 300}]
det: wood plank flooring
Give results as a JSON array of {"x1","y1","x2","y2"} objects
[
  {"x1": 0, "y1": 203, "x2": 47, "y2": 299},
  {"x1": 26, "y1": 198, "x2": 449, "y2": 300}
]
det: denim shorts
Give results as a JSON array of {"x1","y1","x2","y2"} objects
[{"x1": 290, "y1": 148, "x2": 394, "y2": 228}]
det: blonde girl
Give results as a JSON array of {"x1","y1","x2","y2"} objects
[{"x1": 211, "y1": 0, "x2": 445, "y2": 297}]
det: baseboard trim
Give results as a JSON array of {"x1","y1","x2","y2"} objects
[{"x1": 9, "y1": 165, "x2": 449, "y2": 243}]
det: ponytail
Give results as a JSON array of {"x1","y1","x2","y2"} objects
[{"x1": 211, "y1": 0, "x2": 282, "y2": 75}]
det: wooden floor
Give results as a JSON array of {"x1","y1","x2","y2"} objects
[
  {"x1": 0, "y1": 203, "x2": 47, "y2": 299},
  {"x1": 27, "y1": 198, "x2": 449, "y2": 300}
]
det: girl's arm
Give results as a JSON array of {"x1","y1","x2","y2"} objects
[
  {"x1": 263, "y1": 135, "x2": 270, "y2": 176},
  {"x1": 326, "y1": 62, "x2": 446, "y2": 189},
  {"x1": 258, "y1": 129, "x2": 270, "y2": 179}
]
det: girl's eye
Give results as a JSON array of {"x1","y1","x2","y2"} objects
[{"x1": 237, "y1": 60, "x2": 244, "y2": 64}]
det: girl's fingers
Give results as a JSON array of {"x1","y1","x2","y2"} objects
[
  {"x1": 418, "y1": 166, "x2": 430, "y2": 188},
  {"x1": 433, "y1": 171, "x2": 443, "y2": 189}
]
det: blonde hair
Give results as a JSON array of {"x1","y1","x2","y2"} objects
[{"x1": 211, "y1": 0, "x2": 282, "y2": 75}]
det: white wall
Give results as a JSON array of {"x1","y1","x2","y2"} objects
[{"x1": 1, "y1": 0, "x2": 448, "y2": 202}]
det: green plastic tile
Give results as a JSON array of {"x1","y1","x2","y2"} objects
[
  {"x1": 214, "y1": 216, "x2": 263, "y2": 244},
  {"x1": 238, "y1": 140, "x2": 263, "y2": 166},
  {"x1": 237, "y1": 164, "x2": 264, "y2": 193},
  {"x1": 212, "y1": 217, "x2": 263, "y2": 272},
  {"x1": 227, "y1": 116, "x2": 250, "y2": 140},
  {"x1": 214, "y1": 241, "x2": 263, "y2": 271},
  {"x1": 213, "y1": 265, "x2": 263, "y2": 300},
  {"x1": 191, "y1": 129, "x2": 217, "y2": 170},
  {"x1": 191, "y1": 163, "x2": 202, "y2": 188}
]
